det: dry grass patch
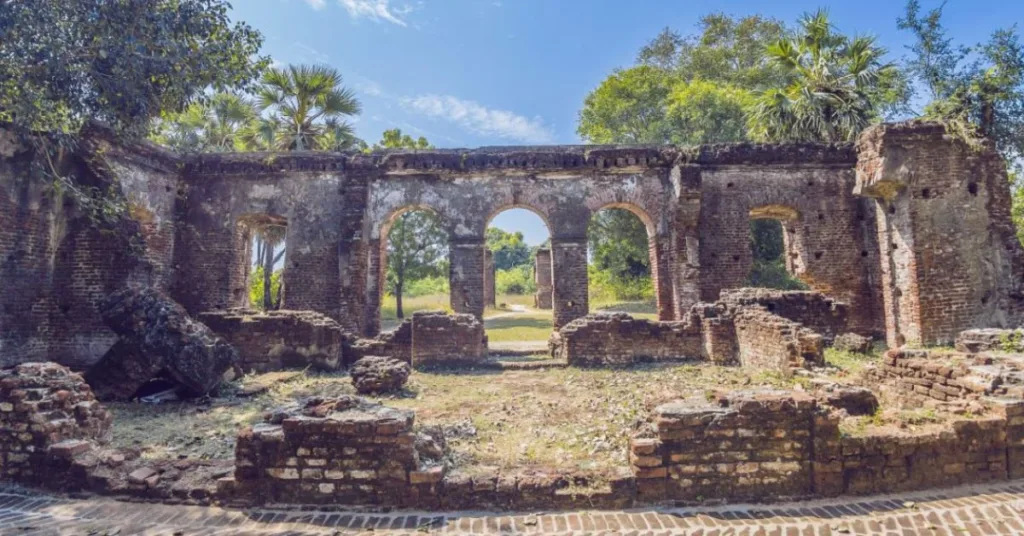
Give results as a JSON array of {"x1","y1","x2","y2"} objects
[{"x1": 106, "y1": 363, "x2": 798, "y2": 481}]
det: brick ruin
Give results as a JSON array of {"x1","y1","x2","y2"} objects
[
  {"x1": 5, "y1": 121, "x2": 1023, "y2": 371},
  {"x1": 6, "y1": 120, "x2": 1024, "y2": 509}
]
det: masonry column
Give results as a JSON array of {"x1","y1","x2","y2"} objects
[
  {"x1": 362, "y1": 239, "x2": 383, "y2": 337},
  {"x1": 855, "y1": 122, "x2": 1024, "y2": 346},
  {"x1": 484, "y1": 249, "x2": 496, "y2": 308},
  {"x1": 534, "y1": 248, "x2": 553, "y2": 309},
  {"x1": 449, "y1": 237, "x2": 486, "y2": 320},
  {"x1": 650, "y1": 235, "x2": 675, "y2": 320},
  {"x1": 671, "y1": 164, "x2": 703, "y2": 319},
  {"x1": 551, "y1": 237, "x2": 588, "y2": 328}
]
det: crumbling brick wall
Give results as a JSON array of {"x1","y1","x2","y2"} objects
[
  {"x1": 554, "y1": 313, "x2": 702, "y2": 366},
  {"x1": 862, "y1": 349, "x2": 1024, "y2": 405},
  {"x1": 534, "y1": 248, "x2": 553, "y2": 309},
  {"x1": 229, "y1": 396, "x2": 435, "y2": 506},
  {"x1": 350, "y1": 318, "x2": 413, "y2": 365},
  {"x1": 733, "y1": 307, "x2": 825, "y2": 371},
  {"x1": 411, "y1": 311, "x2": 487, "y2": 367},
  {"x1": 198, "y1": 309, "x2": 346, "y2": 372},
  {"x1": 632, "y1": 390, "x2": 818, "y2": 503},
  {"x1": 0, "y1": 362, "x2": 111, "y2": 484},
  {"x1": 955, "y1": 328, "x2": 1024, "y2": 353},
  {"x1": 719, "y1": 288, "x2": 848, "y2": 342},
  {"x1": 633, "y1": 390, "x2": 1024, "y2": 503}
]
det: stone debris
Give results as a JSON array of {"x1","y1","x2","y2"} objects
[
  {"x1": 833, "y1": 332, "x2": 873, "y2": 353},
  {"x1": 198, "y1": 309, "x2": 346, "y2": 372},
  {"x1": 350, "y1": 356, "x2": 411, "y2": 394},
  {"x1": 85, "y1": 286, "x2": 237, "y2": 399}
]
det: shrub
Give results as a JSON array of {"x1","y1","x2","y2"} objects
[
  {"x1": 403, "y1": 275, "x2": 449, "y2": 297},
  {"x1": 588, "y1": 265, "x2": 654, "y2": 303},
  {"x1": 496, "y1": 265, "x2": 536, "y2": 295},
  {"x1": 249, "y1": 266, "x2": 282, "y2": 309}
]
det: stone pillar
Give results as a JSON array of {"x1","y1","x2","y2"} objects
[
  {"x1": 855, "y1": 122, "x2": 1024, "y2": 346},
  {"x1": 534, "y1": 248, "x2": 553, "y2": 310},
  {"x1": 671, "y1": 164, "x2": 702, "y2": 320},
  {"x1": 551, "y1": 237, "x2": 588, "y2": 328},
  {"x1": 484, "y1": 249, "x2": 496, "y2": 308},
  {"x1": 449, "y1": 237, "x2": 486, "y2": 320},
  {"x1": 362, "y1": 239, "x2": 383, "y2": 337},
  {"x1": 650, "y1": 235, "x2": 674, "y2": 321}
]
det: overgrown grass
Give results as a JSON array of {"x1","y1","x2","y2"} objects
[
  {"x1": 107, "y1": 363, "x2": 802, "y2": 480},
  {"x1": 824, "y1": 347, "x2": 882, "y2": 375}
]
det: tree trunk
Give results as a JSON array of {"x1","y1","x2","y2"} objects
[
  {"x1": 981, "y1": 99, "x2": 996, "y2": 139},
  {"x1": 396, "y1": 279, "x2": 404, "y2": 319},
  {"x1": 263, "y1": 242, "x2": 274, "y2": 310}
]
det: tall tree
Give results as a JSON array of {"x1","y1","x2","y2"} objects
[
  {"x1": 486, "y1": 228, "x2": 531, "y2": 270},
  {"x1": 577, "y1": 66, "x2": 676, "y2": 144},
  {"x1": 151, "y1": 93, "x2": 257, "y2": 152},
  {"x1": 386, "y1": 211, "x2": 447, "y2": 319},
  {"x1": 250, "y1": 224, "x2": 286, "y2": 310},
  {"x1": 255, "y1": 64, "x2": 361, "y2": 151},
  {"x1": 746, "y1": 10, "x2": 907, "y2": 143},
  {"x1": 899, "y1": 1, "x2": 1024, "y2": 167},
  {"x1": 0, "y1": 0, "x2": 265, "y2": 138}
]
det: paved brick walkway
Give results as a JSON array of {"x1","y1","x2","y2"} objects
[{"x1": 2, "y1": 481, "x2": 1024, "y2": 535}]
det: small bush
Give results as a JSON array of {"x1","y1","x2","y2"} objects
[
  {"x1": 249, "y1": 267, "x2": 282, "y2": 309},
  {"x1": 588, "y1": 265, "x2": 654, "y2": 303},
  {"x1": 745, "y1": 259, "x2": 807, "y2": 291},
  {"x1": 404, "y1": 275, "x2": 449, "y2": 297}
]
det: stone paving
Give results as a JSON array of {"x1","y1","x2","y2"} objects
[{"x1": 2, "y1": 481, "x2": 1024, "y2": 535}]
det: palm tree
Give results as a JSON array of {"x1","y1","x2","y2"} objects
[
  {"x1": 251, "y1": 224, "x2": 287, "y2": 310},
  {"x1": 204, "y1": 93, "x2": 258, "y2": 151},
  {"x1": 256, "y1": 64, "x2": 361, "y2": 151},
  {"x1": 746, "y1": 10, "x2": 898, "y2": 143},
  {"x1": 316, "y1": 118, "x2": 367, "y2": 152}
]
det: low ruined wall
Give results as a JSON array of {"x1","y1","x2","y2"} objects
[
  {"x1": 555, "y1": 314, "x2": 703, "y2": 366},
  {"x1": 411, "y1": 311, "x2": 487, "y2": 367},
  {"x1": 230, "y1": 396, "x2": 432, "y2": 506},
  {"x1": 198, "y1": 309, "x2": 345, "y2": 372},
  {"x1": 0, "y1": 363, "x2": 111, "y2": 484},
  {"x1": 719, "y1": 289, "x2": 849, "y2": 341},
  {"x1": 632, "y1": 391, "x2": 817, "y2": 503},
  {"x1": 351, "y1": 319, "x2": 413, "y2": 365},
  {"x1": 733, "y1": 307, "x2": 824, "y2": 372},
  {"x1": 863, "y1": 349, "x2": 1017, "y2": 405},
  {"x1": 631, "y1": 390, "x2": 1024, "y2": 503},
  {"x1": 955, "y1": 328, "x2": 1024, "y2": 353}
]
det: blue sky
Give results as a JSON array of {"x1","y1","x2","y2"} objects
[{"x1": 230, "y1": 0, "x2": 1023, "y2": 244}]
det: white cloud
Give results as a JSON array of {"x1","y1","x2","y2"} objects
[
  {"x1": 401, "y1": 94, "x2": 554, "y2": 144},
  {"x1": 338, "y1": 0, "x2": 409, "y2": 26},
  {"x1": 304, "y1": 0, "x2": 327, "y2": 9}
]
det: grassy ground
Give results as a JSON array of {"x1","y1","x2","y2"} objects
[
  {"x1": 106, "y1": 363, "x2": 800, "y2": 481},
  {"x1": 382, "y1": 293, "x2": 659, "y2": 341}
]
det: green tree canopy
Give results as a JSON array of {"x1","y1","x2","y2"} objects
[
  {"x1": 899, "y1": 0, "x2": 1024, "y2": 166},
  {"x1": 666, "y1": 80, "x2": 755, "y2": 144},
  {"x1": 588, "y1": 209, "x2": 650, "y2": 280},
  {"x1": 374, "y1": 128, "x2": 432, "y2": 150},
  {"x1": 577, "y1": 66, "x2": 676, "y2": 144},
  {"x1": 0, "y1": 0, "x2": 265, "y2": 138},
  {"x1": 486, "y1": 227, "x2": 531, "y2": 270},
  {"x1": 151, "y1": 93, "x2": 257, "y2": 153},
  {"x1": 746, "y1": 10, "x2": 908, "y2": 143},
  {"x1": 255, "y1": 64, "x2": 361, "y2": 151}
]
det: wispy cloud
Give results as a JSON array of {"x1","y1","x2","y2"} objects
[
  {"x1": 401, "y1": 95, "x2": 554, "y2": 144},
  {"x1": 304, "y1": 0, "x2": 327, "y2": 9},
  {"x1": 338, "y1": 0, "x2": 409, "y2": 26}
]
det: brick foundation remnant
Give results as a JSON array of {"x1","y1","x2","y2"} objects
[
  {"x1": 351, "y1": 311, "x2": 486, "y2": 367},
  {"x1": 554, "y1": 289, "x2": 846, "y2": 373},
  {"x1": 0, "y1": 363, "x2": 111, "y2": 486},
  {"x1": 863, "y1": 348, "x2": 1024, "y2": 406},
  {"x1": 198, "y1": 309, "x2": 346, "y2": 373},
  {"x1": 631, "y1": 389, "x2": 1024, "y2": 503},
  {"x1": 956, "y1": 327, "x2": 1024, "y2": 353}
]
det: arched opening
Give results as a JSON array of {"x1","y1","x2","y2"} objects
[
  {"x1": 238, "y1": 214, "x2": 288, "y2": 310},
  {"x1": 587, "y1": 205, "x2": 658, "y2": 319},
  {"x1": 380, "y1": 207, "x2": 449, "y2": 330},
  {"x1": 484, "y1": 207, "x2": 553, "y2": 348},
  {"x1": 746, "y1": 205, "x2": 808, "y2": 290}
]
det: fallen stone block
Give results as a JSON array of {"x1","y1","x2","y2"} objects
[
  {"x1": 86, "y1": 286, "x2": 237, "y2": 399},
  {"x1": 350, "y1": 355, "x2": 411, "y2": 394},
  {"x1": 833, "y1": 333, "x2": 873, "y2": 354}
]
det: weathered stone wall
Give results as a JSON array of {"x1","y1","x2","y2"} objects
[
  {"x1": 692, "y1": 144, "x2": 882, "y2": 336},
  {"x1": 633, "y1": 390, "x2": 1024, "y2": 503},
  {"x1": 350, "y1": 311, "x2": 485, "y2": 367},
  {"x1": 411, "y1": 311, "x2": 487, "y2": 367},
  {"x1": 862, "y1": 349, "x2": 1024, "y2": 405},
  {"x1": 956, "y1": 328, "x2": 1024, "y2": 353},
  {"x1": 230, "y1": 396, "x2": 425, "y2": 506},
  {"x1": 719, "y1": 288, "x2": 848, "y2": 342},
  {"x1": 554, "y1": 313, "x2": 702, "y2": 366},
  {"x1": 733, "y1": 307, "x2": 824, "y2": 371},
  {"x1": 0, "y1": 126, "x2": 180, "y2": 369},
  {"x1": 0, "y1": 363, "x2": 111, "y2": 484},
  {"x1": 632, "y1": 391, "x2": 818, "y2": 503},
  {"x1": 533, "y1": 247, "x2": 552, "y2": 309},
  {"x1": 198, "y1": 309, "x2": 346, "y2": 373},
  {"x1": 856, "y1": 122, "x2": 1024, "y2": 346}
]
